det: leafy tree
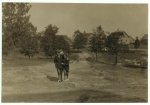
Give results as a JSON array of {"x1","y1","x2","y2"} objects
[
  {"x1": 89, "y1": 33, "x2": 99, "y2": 60},
  {"x1": 41, "y1": 24, "x2": 58, "y2": 58},
  {"x1": 107, "y1": 31, "x2": 129, "y2": 65},
  {"x1": 2, "y1": 34, "x2": 13, "y2": 55},
  {"x1": 2, "y1": 3, "x2": 33, "y2": 54},
  {"x1": 19, "y1": 23, "x2": 38, "y2": 58},
  {"x1": 20, "y1": 35, "x2": 39, "y2": 59},
  {"x1": 73, "y1": 30, "x2": 87, "y2": 50},
  {"x1": 89, "y1": 25, "x2": 107, "y2": 60},
  {"x1": 36, "y1": 31, "x2": 44, "y2": 51},
  {"x1": 54, "y1": 35, "x2": 70, "y2": 54},
  {"x1": 96, "y1": 25, "x2": 107, "y2": 51},
  {"x1": 134, "y1": 37, "x2": 140, "y2": 49}
]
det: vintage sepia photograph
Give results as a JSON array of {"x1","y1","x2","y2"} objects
[{"x1": 2, "y1": 2, "x2": 148, "y2": 102}]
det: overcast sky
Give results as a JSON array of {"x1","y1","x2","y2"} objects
[{"x1": 29, "y1": 3, "x2": 148, "y2": 38}]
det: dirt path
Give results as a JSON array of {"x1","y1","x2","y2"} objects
[{"x1": 2, "y1": 53, "x2": 147, "y2": 102}]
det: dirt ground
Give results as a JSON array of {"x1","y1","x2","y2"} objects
[{"x1": 2, "y1": 52, "x2": 147, "y2": 102}]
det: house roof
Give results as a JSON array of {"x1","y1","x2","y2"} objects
[
  {"x1": 110, "y1": 31, "x2": 135, "y2": 43},
  {"x1": 111, "y1": 31, "x2": 129, "y2": 37},
  {"x1": 141, "y1": 34, "x2": 148, "y2": 40}
]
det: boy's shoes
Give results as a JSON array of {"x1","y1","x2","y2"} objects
[{"x1": 58, "y1": 80, "x2": 62, "y2": 82}]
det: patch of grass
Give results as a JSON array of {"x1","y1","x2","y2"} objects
[
  {"x1": 2, "y1": 89, "x2": 147, "y2": 102},
  {"x1": 2, "y1": 55, "x2": 52, "y2": 67},
  {"x1": 79, "y1": 94, "x2": 90, "y2": 102},
  {"x1": 90, "y1": 50, "x2": 148, "y2": 65}
]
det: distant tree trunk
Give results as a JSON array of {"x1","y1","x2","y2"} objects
[
  {"x1": 95, "y1": 51, "x2": 98, "y2": 61},
  {"x1": 28, "y1": 55, "x2": 31, "y2": 59},
  {"x1": 50, "y1": 55, "x2": 53, "y2": 59},
  {"x1": 115, "y1": 52, "x2": 118, "y2": 65}
]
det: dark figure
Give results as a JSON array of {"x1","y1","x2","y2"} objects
[
  {"x1": 54, "y1": 50, "x2": 70, "y2": 82},
  {"x1": 134, "y1": 37, "x2": 140, "y2": 49},
  {"x1": 61, "y1": 55, "x2": 69, "y2": 80},
  {"x1": 54, "y1": 52, "x2": 64, "y2": 82}
]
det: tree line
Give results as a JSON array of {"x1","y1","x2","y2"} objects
[
  {"x1": 2, "y1": 3, "x2": 71, "y2": 58},
  {"x1": 2, "y1": 3, "x2": 141, "y2": 64}
]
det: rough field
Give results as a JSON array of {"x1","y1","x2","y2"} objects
[{"x1": 2, "y1": 52, "x2": 147, "y2": 102}]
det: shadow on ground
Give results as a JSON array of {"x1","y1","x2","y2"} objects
[
  {"x1": 46, "y1": 75, "x2": 58, "y2": 82},
  {"x1": 2, "y1": 89, "x2": 147, "y2": 103}
]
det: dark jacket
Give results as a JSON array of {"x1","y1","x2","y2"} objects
[
  {"x1": 54, "y1": 55, "x2": 63, "y2": 69},
  {"x1": 61, "y1": 55, "x2": 69, "y2": 71},
  {"x1": 54, "y1": 54, "x2": 69, "y2": 69}
]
